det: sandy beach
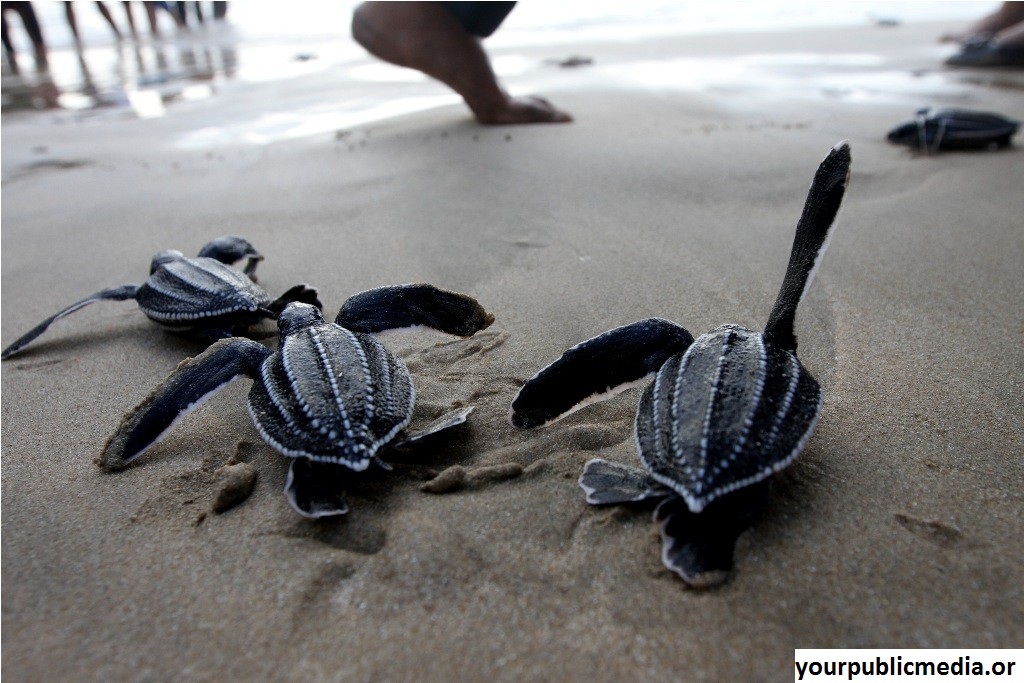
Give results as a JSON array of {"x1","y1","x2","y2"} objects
[{"x1": 2, "y1": 7, "x2": 1023, "y2": 681}]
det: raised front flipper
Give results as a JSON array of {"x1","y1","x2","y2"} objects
[
  {"x1": 1, "y1": 284, "x2": 140, "y2": 360},
  {"x1": 764, "y1": 142, "x2": 851, "y2": 353},
  {"x1": 98, "y1": 338, "x2": 270, "y2": 470},
  {"x1": 335, "y1": 284, "x2": 493, "y2": 337},
  {"x1": 510, "y1": 318, "x2": 694, "y2": 429},
  {"x1": 654, "y1": 480, "x2": 770, "y2": 588},
  {"x1": 196, "y1": 235, "x2": 264, "y2": 280},
  {"x1": 392, "y1": 406, "x2": 474, "y2": 449},
  {"x1": 579, "y1": 458, "x2": 671, "y2": 506},
  {"x1": 285, "y1": 458, "x2": 351, "y2": 518},
  {"x1": 263, "y1": 284, "x2": 324, "y2": 317}
]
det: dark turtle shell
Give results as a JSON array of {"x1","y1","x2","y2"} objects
[
  {"x1": 136, "y1": 256, "x2": 272, "y2": 329},
  {"x1": 634, "y1": 324, "x2": 822, "y2": 512},
  {"x1": 246, "y1": 314, "x2": 414, "y2": 470},
  {"x1": 886, "y1": 108, "x2": 1020, "y2": 152}
]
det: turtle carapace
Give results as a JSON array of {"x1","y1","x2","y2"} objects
[
  {"x1": 510, "y1": 143, "x2": 852, "y2": 587},
  {"x1": 98, "y1": 284, "x2": 493, "y2": 518}
]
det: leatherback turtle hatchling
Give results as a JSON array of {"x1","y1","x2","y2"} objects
[
  {"x1": 1, "y1": 235, "x2": 321, "y2": 360},
  {"x1": 98, "y1": 284, "x2": 494, "y2": 518},
  {"x1": 510, "y1": 142, "x2": 851, "y2": 587},
  {"x1": 887, "y1": 107, "x2": 1020, "y2": 152}
]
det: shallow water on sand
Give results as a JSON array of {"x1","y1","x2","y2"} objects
[{"x1": 0, "y1": 1, "x2": 999, "y2": 137}]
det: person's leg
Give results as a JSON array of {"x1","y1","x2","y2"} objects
[
  {"x1": 4, "y1": 3, "x2": 46, "y2": 67},
  {"x1": 95, "y1": 1, "x2": 124, "y2": 40},
  {"x1": 65, "y1": 2, "x2": 82, "y2": 43},
  {"x1": 351, "y1": 2, "x2": 570, "y2": 124},
  {"x1": 142, "y1": 1, "x2": 159, "y2": 36},
  {"x1": 18, "y1": 2, "x2": 47, "y2": 65},
  {"x1": 122, "y1": 1, "x2": 138, "y2": 38},
  {"x1": 2, "y1": 9, "x2": 16, "y2": 66}
]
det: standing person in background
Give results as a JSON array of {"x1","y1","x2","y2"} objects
[{"x1": 351, "y1": 2, "x2": 571, "y2": 125}]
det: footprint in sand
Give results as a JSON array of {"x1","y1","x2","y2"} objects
[
  {"x1": 403, "y1": 330, "x2": 509, "y2": 369},
  {"x1": 420, "y1": 462, "x2": 524, "y2": 494},
  {"x1": 267, "y1": 519, "x2": 388, "y2": 555},
  {"x1": 130, "y1": 441, "x2": 268, "y2": 526},
  {"x1": 894, "y1": 512, "x2": 965, "y2": 549}
]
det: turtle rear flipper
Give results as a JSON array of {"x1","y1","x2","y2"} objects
[
  {"x1": 510, "y1": 318, "x2": 694, "y2": 429},
  {"x1": 285, "y1": 458, "x2": 351, "y2": 518},
  {"x1": 335, "y1": 284, "x2": 493, "y2": 337},
  {"x1": 654, "y1": 481, "x2": 770, "y2": 588},
  {"x1": 263, "y1": 284, "x2": 323, "y2": 317},
  {"x1": 196, "y1": 235, "x2": 264, "y2": 280},
  {"x1": 98, "y1": 338, "x2": 270, "y2": 470},
  {"x1": 763, "y1": 142, "x2": 850, "y2": 353},
  {"x1": 579, "y1": 458, "x2": 671, "y2": 506},
  {"x1": 1, "y1": 284, "x2": 139, "y2": 360}
]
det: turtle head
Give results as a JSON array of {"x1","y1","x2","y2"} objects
[
  {"x1": 278, "y1": 302, "x2": 326, "y2": 338},
  {"x1": 886, "y1": 120, "x2": 919, "y2": 147},
  {"x1": 197, "y1": 235, "x2": 263, "y2": 279},
  {"x1": 150, "y1": 249, "x2": 184, "y2": 274}
]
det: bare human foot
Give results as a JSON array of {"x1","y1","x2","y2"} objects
[
  {"x1": 351, "y1": 2, "x2": 572, "y2": 125},
  {"x1": 940, "y1": 1, "x2": 1024, "y2": 43},
  {"x1": 477, "y1": 94, "x2": 571, "y2": 125}
]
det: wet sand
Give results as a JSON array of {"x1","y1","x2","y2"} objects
[{"x1": 3, "y1": 19, "x2": 1023, "y2": 681}]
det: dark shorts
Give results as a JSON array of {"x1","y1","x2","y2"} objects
[{"x1": 442, "y1": 2, "x2": 516, "y2": 38}]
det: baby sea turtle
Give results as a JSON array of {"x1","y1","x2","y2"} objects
[
  {"x1": 886, "y1": 107, "x2": 1020, "y2": 152},
  {"x1": 98, "y1": 284, "x2": 494, "y2": 518},
  {"x1": 510, "y1": 143, "x2": 851, "y2": 587},
  {"x1": 1, "y1": 235, "x2": 321, "y2": 360}
]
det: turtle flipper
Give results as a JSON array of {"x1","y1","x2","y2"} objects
[
  {"x1": 196, "y1": 236, "x2": 264, "y2": 281},
  {"x1": 263, "y1": 284, "x2": 323, "y2": 317},
  {"x1": 654, "y1": 481, "x2": 771, "y2": 588},
  {"x1": 579, "y1": 458, "x2": 671, "y2": 505},
  {"x1": 392, "y1": 406, "x2": 474, "y2": 449},
  {"x1": 98, "y1": 338, "x2": 270, "y2": 470},
  {"x1": 510, "y1": 318, "x2": 694, "y2": 429},
  {"x1": 335, "y1": 284, "x2": 493, "y2": 336},
  {"x1": 284, "y1": 458, "x2": 351, "y2": 518},
  {"x1": 763, "y1": 142, "x2": 851, "y2": 353},
  {"x1": 1, "y1": 284, "x2": 140, "y2": 360}
]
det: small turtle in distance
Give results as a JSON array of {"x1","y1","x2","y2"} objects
[
  {"x1": 887, "y1": 107, "x2": 1019, "y2": 152},
  {"x1": 98, "y1": 284, "x2": 494, "y2": 518},
  {"x1": 1, "y1": 235, "x2": 321, "y2": 360},
  {"x1": 510, "y1": 143, "x2": 852, "y2": 587}
]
